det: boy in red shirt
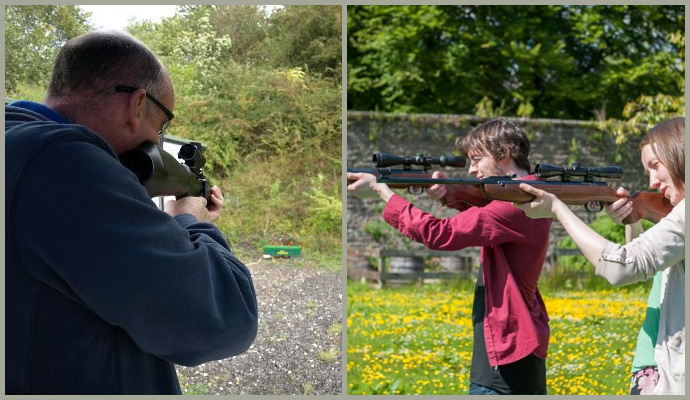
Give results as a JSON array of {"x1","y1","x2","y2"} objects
[{"x1": 348, "y1": 118, "x2": 552, "y2": 395}]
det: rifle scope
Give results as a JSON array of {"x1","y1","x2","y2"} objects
[
  {"x1": 179, "y1": 142, "x2": 205, "y2": 169},
  {"x1": 120, "y1": 142, "x2": 210, "y2": 200},
  {"x1": 373, "y1": 153, "x2": 466, "y2": 169},
  {"x1": 536, "y1": 162, "x2": 623, "y2": 181}
]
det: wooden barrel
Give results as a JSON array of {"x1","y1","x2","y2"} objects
[
  {"x1": 440, "y1": 256, "x2": 463, "y2": 273},
  {"x1": 347, "y1": 254, "x2": 372, "y2": 270},
  {"x1": 347, "y1": 248, "x2": 382, "y2": 283},
  {"x1": 389, "y1": 256, "x2": 424, "y2": 274}
]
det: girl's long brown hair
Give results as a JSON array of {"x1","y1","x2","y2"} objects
[{"x1": 640, "y1": 117, "x2": 685, "y2": 192}]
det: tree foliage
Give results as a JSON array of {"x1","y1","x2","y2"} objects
[
  {"x1": 5, "y1": 5, "x2": 92, "y2": 92},
  {"x1": 266, "y1": 5, "x2": 342, "y2": 78},
  {"x1": 128, "y1": 6, "x2": 233, "y2": 94},
  {"x1": 208, "y1": 5, "x2": 268, "y2": 65},
  {"x1": 347, "y1": 5, "x2": 684, "y2": 121}
]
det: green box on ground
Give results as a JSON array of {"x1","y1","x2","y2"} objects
[{"x1": 263, "y1": 245, "x2": 302, "y2": 257}]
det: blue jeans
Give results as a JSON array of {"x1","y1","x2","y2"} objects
[
  {"x1": 469, "y1": 383, "x2": 547, "y2": 395},
  {"x1": 469, "y1": 383, "x2": 503, "y2": 395}
]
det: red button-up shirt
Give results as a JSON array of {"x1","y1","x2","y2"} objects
[{"x1": 383, "y1": 176, "x2": 551, "y2": 366}]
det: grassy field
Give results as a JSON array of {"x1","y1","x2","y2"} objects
[{"x1": 347, "y1": 280, "x2": 648, "y2": 395}]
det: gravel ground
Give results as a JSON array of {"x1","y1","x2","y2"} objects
[{"x1": 176, "y1": 257, "x2": 343, "y2": 395}]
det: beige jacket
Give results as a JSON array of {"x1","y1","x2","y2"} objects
[{"x1": 596, "y1": 199, "x2": 685, "y2": 395}]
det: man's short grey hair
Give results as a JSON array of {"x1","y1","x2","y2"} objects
[{"x1": 48, "y1": 30, "x2": 165, "y2": 103}]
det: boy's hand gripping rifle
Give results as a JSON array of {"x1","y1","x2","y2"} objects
[{"x1": 120, "y1": 141, "x2": 211, "y2": 201}]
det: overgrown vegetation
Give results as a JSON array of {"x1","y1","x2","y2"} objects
[
  {"x1": 540, "y1": 214, "x2": 655, "y2": 291},
  {"x1": 5, "y1": 5, "x2": 342, "y2": 265}
]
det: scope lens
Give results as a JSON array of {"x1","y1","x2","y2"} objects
[
  {"x1": 120, "y1": 151, "x2": 153, "y2": 184},
  {"x1": 179, "y1": 144, "x2": 196, "y2": 160}
]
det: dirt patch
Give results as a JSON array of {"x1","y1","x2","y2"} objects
[{"x1": 176, "y1": 257, "x2": 343, "y2": 395}]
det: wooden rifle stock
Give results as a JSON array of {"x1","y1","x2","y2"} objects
[
  {"x1": 626, "y1": 192, "x2": 673, "y2": 224},
  {"x1": 481, "y1": 182, "x2": 672, "y2": 224}
]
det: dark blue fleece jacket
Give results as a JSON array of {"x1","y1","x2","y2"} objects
[{"x1": 5, "y1": 103, "x2": 258, "y2": 394}]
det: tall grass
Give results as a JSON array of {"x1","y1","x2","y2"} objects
[{"x1": 172, "y1": 64, "x2": 342, "y2": 263}]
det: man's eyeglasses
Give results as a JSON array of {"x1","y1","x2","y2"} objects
[{"x1": 115, "y1": 85, "x2": 174, "y2": 135}]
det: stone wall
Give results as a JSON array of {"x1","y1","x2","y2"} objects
[{"x1": 346, "y1": 111, "x2": 649, "y2": 265}]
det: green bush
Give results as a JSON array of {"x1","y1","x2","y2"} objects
[
  {"x1": 129, "y1": 9, "x2": 343, "y2": 263},
  {"x1": 6, "y1": 82, "x2": 47, "y2": 103},
  {"x1": 557, "y1": 214, "x2": 654, "y2": 270},
  {"x1": 546, "y1": 213, "x2": 654, "y2": 291}
]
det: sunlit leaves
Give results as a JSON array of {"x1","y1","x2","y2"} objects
[{"x1": 347, "y1": 5, "x2": 684, "y2": 121}]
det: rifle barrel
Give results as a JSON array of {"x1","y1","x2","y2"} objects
[{"x1": 347, "y1": 168, "x2": 432, "y2": 189}]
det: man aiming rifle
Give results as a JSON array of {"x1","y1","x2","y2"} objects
[{"x1": 5, "y1": 30, "x2": 258, "y2": 394}]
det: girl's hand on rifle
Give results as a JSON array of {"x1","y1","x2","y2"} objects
[
  {"x1": 605, "y1": 187, "x2": 645, "y2": 242},
  {"x1": 604, "y1": 187, "x2": 634, "y2": 225},
  {"x1": 516, "y1": 184, "x2": 615, "y2": 265},
  {"x1": 347, "y1": 172, "x2": 395, "y2": 202},
  {"x1": 513, "y1": 183, "x2": 566, "y2": 219}
]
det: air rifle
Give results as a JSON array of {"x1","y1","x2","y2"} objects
[
  {"x1": 120, "y1": 141, "x2": 211, "y2": 201},
  {"x1": 346, "y1": 153, "x2": 467, "y2": 190},
  {"x1": 351, "y1": 155, "x2": 672, "y2": 224}
]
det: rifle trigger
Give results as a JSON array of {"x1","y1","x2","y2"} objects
[
  {"x1": 584, "y1": 201, "x2": 603, "y2": 213},
  {"x1": 408, "y1": 186, "x2": 424, "y2": 195}
]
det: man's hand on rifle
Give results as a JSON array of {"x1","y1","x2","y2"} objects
[
  {"x1": 206, "y1": 186, "x2": 225, "y2": 221},
  {"x1": 165, "y1": 185, "x2": 225, "y2": 223},
  {"x1": 347, "y1": 172, "x2": 395, "y2": 202}
]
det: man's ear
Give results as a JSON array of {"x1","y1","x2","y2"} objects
[
  {"x1": 124, "y1": 88, "x2": 147, "y2": 134},
  {"x1": 499, "y1": 146, "x2": 512, "y2": 164}
]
